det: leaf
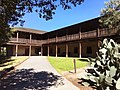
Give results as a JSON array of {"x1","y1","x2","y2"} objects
[
  {"x1": 96, "y1": 60, "x2": 101, "y2": 66},
  {"x1": 103, "y1": 38, "x2": 108, "y2": 47},
  {"x1": 110, "y1": 39, "x2": 116, "y2": 47},
  {"x1": 116, "y1": 78, "x2": 120, "y2": 89},
  {"x1": 105, "y1": 76, "x2": 113, "y2": 86},
  {"x1": 82, "y1": 82, "x2": 90, "y2": 86},
  {"x1": 110, "y1": 66, "x2": 117, "y2": 77},
  {"x1": 106, "y1": 70, "x2": 110, "y2": 76},
  {"x1": 90, "y1": 76, "x2": 96, "y2": 82},
  {"x1": 99, "y1": 74, "x2": 105, "y2": 83},
  {"x1": 106, "y1": 87, "x2": 110, "y2": 90}
]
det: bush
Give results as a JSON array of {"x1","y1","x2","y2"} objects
[{"x1": 81, "y1": 38, "x2": 120, "y2": 90}]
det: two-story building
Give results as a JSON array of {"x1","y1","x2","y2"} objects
[{"x1": 1, "y1": 17, "x2": 119, "y2": 58}]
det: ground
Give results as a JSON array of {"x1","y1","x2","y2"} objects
[
  {"x1": 0, "y1": 56, "x2": 80, "y2": 90},
  {"x1": 0, "y1": 56, "x2": 94, "y2": 90},
  {"x1": 61, "y1": 68, "x2": 94, "y2": 90}
]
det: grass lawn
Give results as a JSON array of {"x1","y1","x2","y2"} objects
[
  {"x1": 48, "y1": 56, "x2": 88, "y2": 73},
  {"x1": 0, "y1": 56, "x2": 29, "y2": 71}
]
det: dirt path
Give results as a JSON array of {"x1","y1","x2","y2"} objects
[{"x1": 61, "y1": 68, "x2": 94, "y2": 90}]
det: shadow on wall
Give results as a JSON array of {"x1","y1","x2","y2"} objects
[{"x1": 0, "y1": 69, "x2": 64, "y2": 90}]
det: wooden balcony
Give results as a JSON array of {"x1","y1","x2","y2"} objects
[
  {"x1": 45, "y1": 28, "x2": 117, "y2": 44},
  {"x1": 67, "y1": 34, "x2": 79, "y2": 41},
  {"x1": 9, "y1": 38, "x2": 43, "y2": 46},
  {"x1": 9, "y1": 28, "x2": 117, "y2": 45},
  {"x1": 57, "y1": 36, "x2": 66, "y2": 42},
  {"x1": 81, "y1": 30, "x2": 97, "y2": 39}
]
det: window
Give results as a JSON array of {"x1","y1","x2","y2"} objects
[
  {"x1": 74, "y1": 47, "x2": 78, "y2": 53},
  {"x1": 86, "y1": 47, "x2": 92, "y2": 54}
]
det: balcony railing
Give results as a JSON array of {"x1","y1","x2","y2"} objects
[
  {"x1": 99, "y1": 28, "x2": 117, "y2": 36},
  {"x1": 57, "y1": 36, "x2": 66, "y2": 42},
  {"x1": 43, "y1": 28, "x2": 117, "y2": 44},
  {"x1": 67, "y1": 34, "x2": 79, "y2": 41},
  {"x1": 9, "y1": 28, "x2": 117, "y2": 45},
  {"x1": 81, "y1": 30, "x2": 97, "y2": 39},
  {"x1": 9, "y1": 38, "x2": 42, "y2": 45}
]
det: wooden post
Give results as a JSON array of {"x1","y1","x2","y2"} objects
[
  {"x1": 41, "y1": 46, "x2": 43, "y2": 56},
  {"x1": 29, "y1": 45, "x2": 31, "y2": 56},
  {"x1": 0, "y1": 46, "x2": 1, "y2": 55},
  {"x1": 48, "y1": 45, "x2": 49, "y2": 56},
  {"x1": 30, "y1": 34, "x2": 32, "y2": 43},
  {"x1": 17, "y1": 32, "x2": 19, "y2": 41},
  {"x1": 74, "y1": 59, "x2": 76, "y2": 73},
  {"x1": 66, "y1": 44, "x2": 68, "y2": 57},
  {"x1": 79, "y1": 42, "x2": 81, "y2": 58},
  {"x1": 15, "y1": 45, "x2": 18, "y2": 57},
  {"x1": 56, "y1": 45, "x2": 58, "y2": 57},
  {"x1": 79, "y1": 28, "x2": 81, "y2": 39},
  {"x1": 56, "y1": 32, "x2": 57, "y2": 43},
  {"x1": 97, "y1": 28, "x2": 100, "y2": 37}
]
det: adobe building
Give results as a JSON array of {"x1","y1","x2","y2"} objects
[{"x1": 1, "y1": 17, "x2": 119, "y2": 58}]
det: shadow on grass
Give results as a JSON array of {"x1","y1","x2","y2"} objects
[
  {"x1": 0, "y1": 56, "x2": 13, "y2": 67},
  {"x1": 78, "y1": 58, "x2": 88, "y2": 62},
  {"x1": 0, "y1": 69, "x2": 64, "y2": 90}
]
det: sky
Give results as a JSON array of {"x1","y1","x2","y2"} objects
[{"x1": 15, "y1": 0, "x2": 109, "y2": 32}]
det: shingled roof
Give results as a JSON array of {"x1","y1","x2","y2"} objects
[{"x1": 13, "y1": 27, "x2": 47, "y2": 34}]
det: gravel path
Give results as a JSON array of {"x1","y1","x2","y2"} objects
[{"x1": 0, "y1": 56, "x2": 80, "y2": 90}]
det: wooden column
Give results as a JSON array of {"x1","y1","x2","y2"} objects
[
  {"x1": 79, "y1": 42, "x2": 81, "y2": 58},
  {"x1": 30, "y1": 34, "x2": 32, "y2": 43},
  {"x1": 56, "y1": 45, "x2": 58, "y2": 57},
  {"x1": 29, "y1": 34, "x2": 32, "y2": 56},
  {"x1": 66, "y1": 44, "x2": 68, "y2": 57},
  {"x1": 17, "y1": 32, "x2": 19, "y2": 41},
  {"x1": 79, "y1": 28, "x2": 81, "y2": 39},
  {"x1": 56, "y1": 32, "x2": 58, "y2": 42},
  {"x1": 15, "y1": 45, "x2": 18, "y2": 57},
  {"x1": 29, "y1": 45, "x2": 31, "y2": 56},
  {"x1": 97, "y1": 28, "x2": 100, "y2": 37},
  {"x1": 0, "y1": 46, "x2": 1, "y2": 55},
  {"x1": 48, "y1": 45, "x2": 49, "y2": 56},
  {"x1": 41, "y1": 46, "x2": 43, "y2": 56}
]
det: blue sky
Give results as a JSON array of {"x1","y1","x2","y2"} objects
[{"x1": 16, "y1": 0, "x2": 109, "y2": 32}]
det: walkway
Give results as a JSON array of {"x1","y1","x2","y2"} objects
[{"x1": 0, "y1": 56, "x2": 80, "y2": 90}]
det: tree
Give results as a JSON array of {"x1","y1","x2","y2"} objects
[
  {"x1": 99, "y1": 0, "x2": 120, "y2": 34},
  {"x1": 0, "y1": 0, "x2": 84, "y2": 45}
]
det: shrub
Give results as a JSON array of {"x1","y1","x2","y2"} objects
[{"x1": 81, "y1": 38, "x2": 120, "y2": 90}]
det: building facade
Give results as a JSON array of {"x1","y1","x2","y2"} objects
[{"x1": 1, "y1": 17, "x2": 119, "y2": 58}]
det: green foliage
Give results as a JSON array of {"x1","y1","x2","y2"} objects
[
  {"x1": 99, "y1": 0, "x2": 120, "y2": 34},
  {"x1": 0, "y1": 0, "x2": 84, "y2": 45},
  {"x1": 81, "y1": 38, "x2": 120, "y2": 90}
]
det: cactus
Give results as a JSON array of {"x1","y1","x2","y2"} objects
[{"x1": 81, "y1": 38, "x2": 120, "y2": 90}]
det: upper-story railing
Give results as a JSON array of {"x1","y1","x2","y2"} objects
[
  {"x1": 44, "y1": 28, "x2": 117, "y2": 44},
  {"x1": 9, "y1": 28, "x2": 117, "y2": 45},
  {"x1": 9, "y1": 38, "x2": 43, "y2": 45}
]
